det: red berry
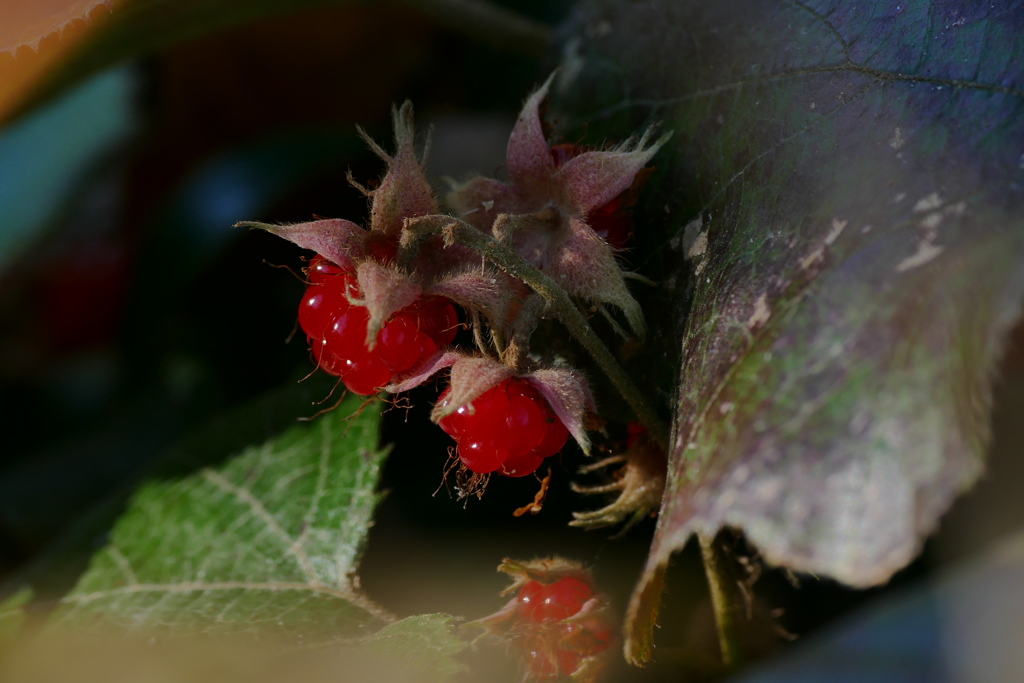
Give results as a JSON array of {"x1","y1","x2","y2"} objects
[
  {"x1": 588, "y1": 196, "x2": 633, "y2": 250},
  {"x1": 306, "y1": 255, "x2": 344, "y2": 284},
  {"x1": 482, "y1": 561, "x2": 614, "y2": 683},
  {"x1": 626, "y1": 421, "x2": 646, "y2": 448},
  {"x1": 535, "y1": 414, "x2": 569, "y2": 463},
  {"x1": 366, "y1": 233, "x2": 399, "y2": 265},
  {"x1": 500, "y1": 452, "x2": 545, "y2": 478},
  {"x1": 377, "y1": 314, "x2": 427, "y2": 373},
  {"x1": 524, "y1": 622, "x2": 612, "y2": 680},
  {"x1": 298, "y1": 271, "x2": 354, "y2": 339},
  {"x1": 523, "y1": 638, "x2": 583, "y2": 681},
  {"x1": 517, "y1": 577, "x2": 592, "y2": 623},
  {"x1": 505, "y1": 386, "x2": 547, "y2": 454},
  {"x1": 310, "y1": 337, "x2": 347, "y2": 376},
  {"x1": 299, "y1": 255, "x2": 460, "y2": 395},
  {"x1": 514, "y1": 576, "x2": 605, "y2": 679},
  {"x1": 438, "y1": 378, "x2": 568, "y2": 476},
  {"x1": 323, "y1": 304, "x2": 372, "y2": 363},
  {"x1": 456, "y1": 438, "x2": 508, "y2": 474},
  {"x1": 412, "y1": 296, "x2": 459, "y2": 346},
  {"x1": 341, "y1": 352, "x2": 392, "y2": 396}
]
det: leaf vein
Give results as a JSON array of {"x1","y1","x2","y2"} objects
[
  {"x1": 107, "y1": 546, "x2": 139, "y2": 586},
  {"x1": 783, "y1": 0, "x2": 852, "y2": 61},
  {"x1": 201, "y1": 468, "x2": 319, "y2": 584}
]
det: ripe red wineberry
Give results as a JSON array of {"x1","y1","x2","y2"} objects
[
  {"x1": 512, "y1": 575, "x2": 613, "y2": 680},
  {"x1": 517, "y1": 576, "x2": 592, "y2": 623},
  {"x1": 306, "y1": 255, "x2": 345, "y2": 284},
  {"x1": 300, "y1": 256, "x2": 458, "y2": 395},
  {"x1": 437, "y1": 378, "x2": 569, "y2": 477}
]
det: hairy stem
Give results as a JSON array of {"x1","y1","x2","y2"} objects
[
  {"x1": 699, "y1": 532, "x2": 742, "y2": 667},
  {"x1": 429, "y1": 218, "x2": 669, "y2": 449},
  {"x1": 502, "y1": 293, "x2": 545, "y2": 373},
  {"x1": 470, "y1": 311, "x2": 498, "y2": 361}
]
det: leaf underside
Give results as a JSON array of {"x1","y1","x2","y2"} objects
[{"x1": 559, "y1": 0, "x2": 1024, "y2": 661}]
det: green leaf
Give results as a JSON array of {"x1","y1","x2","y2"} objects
[
  {"x1": 43, "y1": 394, "x2": 467, "y2": 678},
  {"x1": 51, "y1": 395, "x2": 393, "y2": 640},
  {"x1": 558, "y1": 0, "x2": 1024, "y2": 659},
  {"x1": 360, "y1": 614, "x2": 467, "y2": 681},
  {"x1": 0, "y1": 588, "x2": 32, "y2": 643}
]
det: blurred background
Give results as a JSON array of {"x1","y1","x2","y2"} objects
[{"x1": 1, "y1": 1, "x2": 1023, "y2": 681}]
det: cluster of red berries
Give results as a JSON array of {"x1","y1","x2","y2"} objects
[
  {"x1": 550, "y1": 143, "x2": 634, "y2": 250},
  {"x1": 438, "y1": 378, "x2": 569, "y2": 478},
  {"x1": 299, "y1": 256, "x2": 459, "y2": 395},
  {"x1": 298, "y1": 255, "x2": 572, "y2": 478},
  {"x1": 512, "y1": 576, "x2": 613, "y2": 680}
]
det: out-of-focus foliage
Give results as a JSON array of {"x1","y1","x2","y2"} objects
[
  {"x1": 0, "y1": 65, "x2": 136, "y2": 275},
  {"x1": 733, "y1": 532, "x2": 1024, "y2": 683}
]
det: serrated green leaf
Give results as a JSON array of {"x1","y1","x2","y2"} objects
[
  {"x1": 51, "y1": 395, "x2": 393, "y2": 640},
  {"x1": 558, "y1": 0, "x2": 1024, "y2": 660}
]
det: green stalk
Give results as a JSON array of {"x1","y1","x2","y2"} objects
[{"x1": 699, "y1": 532, "x2": 742, "y2": 667}]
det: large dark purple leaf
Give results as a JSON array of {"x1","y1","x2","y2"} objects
[{"x1": 558, "y1": 0, "x2": 1024, "y2": 661}]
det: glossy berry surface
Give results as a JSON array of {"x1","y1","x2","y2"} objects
[
  {"x1": 306, "y1": 255, "x2": 345, "y2": 284},
  {"x1": 550, "y1": 143, "x2": 634, "y2": 250},
  {"x1": 437, "y1": 378, "x2": 569, "y2": 477},
  {"x1": 300, "y1": 256, "x2": 458, "y2": 395},
  {"x1": 517, "y1": 577, "x2": 592, "y2": 623}
]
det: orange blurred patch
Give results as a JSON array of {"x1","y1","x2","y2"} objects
[{"x1": 0, "y1": 0, "x2": 117, "y2": 123}]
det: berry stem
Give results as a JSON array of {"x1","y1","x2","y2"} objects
[
  {"x1": 404, "y1": 216, "x2": 670, "y2": 450},
  {"x1": 699, "y1": 532, "x2": 743, "y2": 668},
  {"x1": 502, "y1": 293, "x2": 546, "y2": 373},
  {"x1": 471, "y1": 310, "x2": 500, "y2": 361}
]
